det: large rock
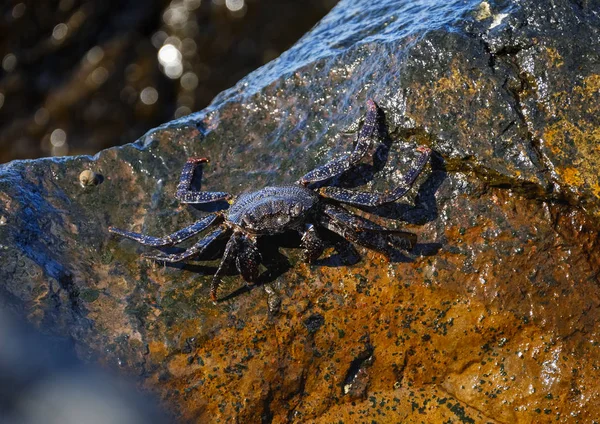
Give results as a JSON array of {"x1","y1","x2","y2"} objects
[{"x1": 1, "y1": 0, "x2": 600, "y2": 422}]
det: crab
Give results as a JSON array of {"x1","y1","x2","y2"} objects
[{"x1": 108, "y1": 100, "x2": 431, "y2": 301}]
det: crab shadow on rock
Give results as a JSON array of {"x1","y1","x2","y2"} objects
[{"x1": 109, "y1": 101, "x2": 445, "y2": 301}]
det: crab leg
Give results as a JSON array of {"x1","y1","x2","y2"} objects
[
  {"x1": 108, "y1": 213, "x2": 221, "y2": 247},
  {"x1": 300, "y1": 224, "x2": 325, "y2": 263},
  {"x1": 299, "y1": 99, "x2": 378, "y2": 185},
  {"x1": 332, "y1": 205, "x2": 417, "y2": 246},
  {"x1": 323, "y1": 204, "x2": 417, "y2": 249},
  {"x1": 210, "y1": 232, "x2": 262, "y2": 301},
  {"x1": 235, "y1": 235, "x2": 261, "y2": 282},
  {"x1": 176, "y1": 158, "x2": 232, "y2": 203},
  {"x1": 143, "y1": 226, "x2": 228, "y2": 262},
  {"x1": 210, "y1": 232, "x2": 241, "y2": 301},
  {"x1": 317, "y1": 214, "x2": 396, "y2": 258},
  {"x1": 318, "y1": 146, "x2": 431, "y2": 207},
  {"x1": 323, "y1": 204, "x2": 397, "y2": 232}
]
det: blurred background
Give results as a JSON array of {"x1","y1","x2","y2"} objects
[
  {"x1": 0, "y1": 0, "x2": 337, "y2": 163},
  {"x1": 0, "y1": 308, "x2": 171, "y2": 424}
]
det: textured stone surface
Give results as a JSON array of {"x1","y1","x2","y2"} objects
[{"x1": 1, "y1": 0, "x2": 600, "y2": 422}]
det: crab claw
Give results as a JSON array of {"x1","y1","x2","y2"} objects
[{"x1": 366, "y1": 98, "x2": 377, "y2": 111}]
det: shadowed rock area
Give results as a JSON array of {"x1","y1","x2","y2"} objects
[{"x1": 1, "y1": 0, "x2": 600, "y2": 422}]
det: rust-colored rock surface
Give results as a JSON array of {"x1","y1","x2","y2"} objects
[{"x1": 1, "y1": 0, "x2": 600, "y2": 422}]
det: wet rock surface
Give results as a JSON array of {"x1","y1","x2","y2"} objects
[{"x1": 1, "y1": 0, "x2": 600, "y2": 422}]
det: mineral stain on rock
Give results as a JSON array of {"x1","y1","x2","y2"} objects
[
  {"x1": 1, "y1": 0, "x2": 600, "y2": 422},
  {"x1": 303, "y1": 313, "x2": 326, "y2": 335}
]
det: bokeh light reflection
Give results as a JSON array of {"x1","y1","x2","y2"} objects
[{"x1": 0, "y1": 0, "x2": 337, "y2": 162}]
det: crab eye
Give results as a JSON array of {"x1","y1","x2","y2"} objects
[
  {"x1": 291, "y1": 204, "x2": 302, "y2": 216},
  {"x1": 276, "y1": 215, "x2": 287, "y2": 225}
]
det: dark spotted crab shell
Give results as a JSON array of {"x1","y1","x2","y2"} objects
[{"x1": 226, "y1": 185, "x2": 318, "y2": 234}]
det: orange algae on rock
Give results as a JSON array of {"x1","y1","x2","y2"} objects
[{"x1": 126, "y1": 181, "x2": 600, "y2": 423}]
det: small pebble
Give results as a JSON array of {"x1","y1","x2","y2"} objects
[{"x1": 79, "y1": 169, "x2": 99, "y2": 187}]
